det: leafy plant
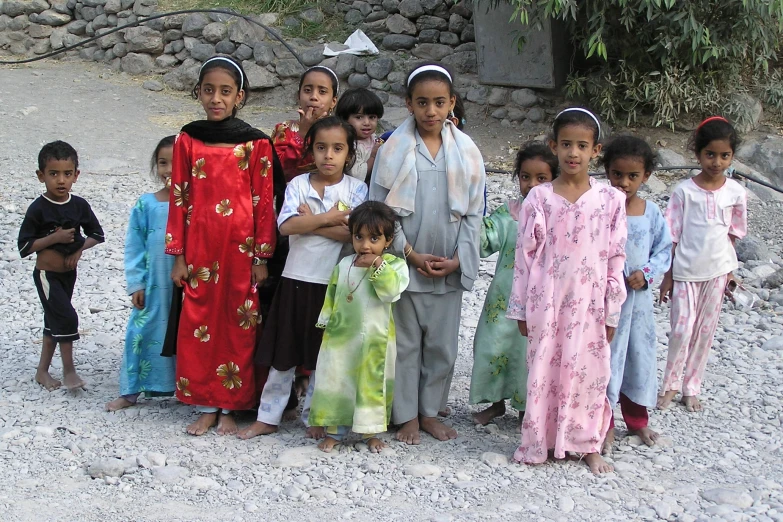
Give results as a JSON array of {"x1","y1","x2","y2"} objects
[{"x1": 501, "y1": 0, "x2": 783, "y2": 127}]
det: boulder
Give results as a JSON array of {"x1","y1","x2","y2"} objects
[
  {"x1": 104, "y1": 0, "x2": 122, "y2": 14},
  {"x1": 227, "y1": 17, "x2": 267, "y2": 46},
  {"x1": 412, "y1": 42, "x2": 452, "y2": 61},
  {"x1": 656, "y1": 148, "x2": 687, "y2": 168},
  {"x1": 214, "y1": 39, "x2": 235, "y2": 55},
  {"x1": 386, "y1": 13, "x2": 416, "y2": 35},
  {"x1": 416, "y1": 15, "x2": 448, "y2": 31},
  {"x1": 253, "y1": 41, "x2": 274, "y2": 66},
  {"x1": 398, "y1": 0, "x2": 424, "y2": 18},
  {"x1": 28, "y1": 23, "x2": 54, "y2": 38},
  {"x1": 120, "y1": 52, "x2": 154, "y2": 74},
  {"x1": 163, "y1": 59, "x2": 201, "y2": 91},
  {"x1": 2, "y1": 0, "x2": 27, "y2": 17},
  {"x1": 181, "y1": 13, "x2": 209, "y2": 37},
  {"x1": 382, "y1": 34, "x2": 416, "y2": 50},
  {"x1": 242, "y1": 60, "x2": 281, "y2": 89},
  {"x1": 202, "y1": 22, "x2": 227, "y2": 43},
  {"x1": 234, "y1": 43, "x2": 253, "y2": 61},
  {"x1": 366, "y1": 57, "x2": 393, "y2": 80},
  {"x1": 300, "y1": 45, "x2": 324, "y2": 67},
  {"x1": 189, "y1": 43, "x2": 215, "y2": 62},
  {"x1": 418, "y1": 28, "x2": 439, "y2": 43},
  {"x1": 132, "y1": 0, "x2": 155, "y2": 17},
  {"x1": 348, "y1": 73, "x2": 371, "y2": 88},
  {"x1": 441, "y1": 50, "x2": 475, "y2": 73},
  {"x1": 123, "y1": 25, "x2": 163, "y2": 53},
  {"x1": 34, "y1": 10, "x2": 71, "y2": 26},
  {"x1": 728, "y1": 93, "x2": 763, "y2": 133},
  {"x1": 735, "y1": 235, "x2": 773, "y2": 262},
  {"x1": 275, "y1": 59, "x2": 305, "y2": 78},
  {"x1": 299, "y1": 7, "x2": 324, "y2": 24},
  {"x1": 448, "y1": 13, "x2": 467, "y2": 33}
]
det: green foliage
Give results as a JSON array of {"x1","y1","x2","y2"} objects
[{"x1": 507, "y1": 0, "x2": 783, "y2": 126}]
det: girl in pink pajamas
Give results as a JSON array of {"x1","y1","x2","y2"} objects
[
  {"x1": 507, "y1": 108, "x2": 627, "y2": 475},
  {"x1": 657, "y1": 117, "x2": 747, "y2": 412}
]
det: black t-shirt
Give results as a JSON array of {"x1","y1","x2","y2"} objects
[{"x1": 18, "y1": 194, "x2": 105, "y2": 258}]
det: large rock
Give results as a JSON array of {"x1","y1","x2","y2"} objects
[
  {"x1": 132, "y1": 0, "x2": 156, "y2": 17},
  {"x1": 348, "y1": 72, "x2": 371, "y2": 88},
  {"x1": 735, "y1": 235, "x2": 773, "y2": 262},
  {"x1": 398, "y1": 0, "x2": 424, "y2": 18},
  {"x1": 253, "y1": 41, "x2": 274, "y2": 66},
  {"x1": 87, "y1": 459, "x2": 126, "y2": 479},
  {"x1": 448, "y1": 13, "x2": 467, "y2": 33},
  {"x1": 382, "y1": 0, "x2": 401, "y2": 14},
  {"x1": 34, "y1": 10, "x2": 71, "y2": 26},
  {"x1": 97, "y1": 27, "x2": 123, "y2": 49},
  {"x1": 202, "y1": 22, "x2": 227, "y2": 43},
  {"x1": 242, "y1": 60, "x2": 281, "y2": 89},
  {"x1": 412, "y1": 43, "x2": 452, "y2": 61},
  {"x1": 234, "y1": 43, "x2": 253, "y2": 61},
  {"x1": 656, "y1": 148, "x2": 686, "y2": 168},
  {"x1": 189, "y1": 43, "x2": 215, "y2": 62},
  {"x1": 163, "y1": 59, "x2": 201, "y2": 91},
  {"x1": 382, "y1": 34, "x2": 416, "y2": 50},
  {"x1": 181, "y1": 13, "x2": 209, "y2": 37},
  {"x1": 300, "y1": 45, "x2": 324, "y2": 67},
  {"x1": 416, "y1": 15, "x2": 448, "y2": 31},
  {"x1": 104, "y1": 0, "x2": 122, "y2": 14},
  {"x1": 67, "y1": 19, "x2": 88, "y2": 35},
  {"x1": 123, "y1": 25, "x2": 163, "y2": 53},
  {"x1": 441, "y1": 50, "x2": 476, "y2": 73},
  {"x1": 334, "y1": 53, "x2": 357, "y2": 78},
  {"x1": 2, "y1": 1, "x2": 27, "y2": 17},
  {"x1": 366, "y1": 57, "x2": 393, "y2": 80},
  {"x1": 386, "y1": 13, "x2": 416, "y2": 35},
  {"x1": 227, "y1": 17, "x2": 267, "y2": 46},
  {"x1": 701, "y1": 488, "x2": 754, "y2": 509},
  {"x1": 275, "y1": 59, "x2": 305, "y2": 78},
  {"x1": 28, "y1": 24, "x2": 54, "y2": 38},
  {"x1": 728, "y1": 93, "x2": 763, "y2": 133},
  {"x1": 747, "y1": 136, "x2": 783, "y2": 187},
  {"x1": 299, "y1": 7, "x2": 324, "y2": 24},
  {"x1": 121, "y1": 52, "x2": 154, "y2": 74}
]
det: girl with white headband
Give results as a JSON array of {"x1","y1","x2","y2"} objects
[
  {"x1": 165, "y1": 55, "x2": 281, "y2": 436},
  {"x1": 369, "y1": 62, "x2": 486, "y2": 445},
  {"x1": 506, "y1": 107, "x2": 628, "y2": 474},
  {"x1": 273, "y1": 66, "x2": 339, "y2": 181}
]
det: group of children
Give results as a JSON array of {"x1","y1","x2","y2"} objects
[{"x1": 18, "y1": 54, "x2": 747, "y2": 472}]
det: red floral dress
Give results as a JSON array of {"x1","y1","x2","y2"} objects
[
  {"x1": 272, "y1": 121, "x2": 314, "y2": 182},
  {"x1": 165, "y1": 133, "x2": 277, "y2": 410}
]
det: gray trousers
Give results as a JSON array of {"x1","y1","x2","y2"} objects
[{"x1": 392, "y1": 291, "x2": 462, "y2": 423}]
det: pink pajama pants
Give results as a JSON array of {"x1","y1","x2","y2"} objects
[{"x1": 661, "y1": 275, "x2": 727, "y2": 397}]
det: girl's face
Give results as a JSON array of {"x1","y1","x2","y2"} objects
[
  {"x1": 197, "y1": 68, "x2": 244, "y2": 121},
  {"x1": 347, "y1": 111, "x2": 378, "y2": 141},
  {"x1": 607, "y1": 156, "x2": 650, "y2": 201},
  {"x1": 549, "y1": 124, "x2": 601, "y2": 178},
  {"x1": 312, "y1": 126, "x2": 350, "y2": 180},
  {"x1": 518, "y1": 157, "x2": 554, "y2": 197},
  {"x1": 405, "y1": 80, "x2": 455, "y2": 136},
  {"x1": 352, "y1": 224, "x2": 392, "y2": 257},
  {"x1": 299, "y1": 71, "x2": 337, "y2": 117},
  {"x1": 156, "y1": 146, "x2": 174, "y2": 186},
  {"x1": 697, "y1": 139, "x2": 734, "y2": 180}
]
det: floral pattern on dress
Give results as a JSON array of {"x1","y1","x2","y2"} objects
[
  {"x1": 215, "y1": 199, "x2": 233, "y2": 217},
  {"x1": 216, "y1": 362, "x2": 242, "y2": 389},
  {"x1": 234, "y1": 142, "x2": 253, "y2": 170},
  {"x1": 194, "y1": 325, "x2": 210, "y2": 342},
  {"x1": 176, "y1": 377, "x2": 192, "y2": 397},
  {"x1": 236, "y1": 299, "x2": 258, "y2": 329},
  {"x1": 192, "y1": 158, "x2": 207, "y2": 179},
  {"x1": 173, "y1": 182, "x2": 189, "y2": 207}
]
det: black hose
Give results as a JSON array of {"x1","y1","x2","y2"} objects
[{"x1": 0, "y1": 8, "x2": 304, "y2": 67}]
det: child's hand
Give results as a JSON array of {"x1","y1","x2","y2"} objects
[
  {"x1": 131, "y1": 290, "x2": 145, "y2": 310},
  {"x1": 659, "y1": 273, "x2": 673, "y2": 304},
  {"x1": 425, "y1": 256, "x2": 460, "y2": 278},
  {"x1": 251, "y1": 264, "x2": 268, "y2": 286},
  {"x1": 323, "y1": 204, "x2": 350, "y2": 226},
  {"x1": 298, "y1": 203, "x2": 313, "y2": 216},
  {"x1": 606, "y1": 326, "x2": 616, "y2": 343},
  {"x1": 171, "y1": 256, "x2": 189, "y2": 288},
  {"x1": 370, "y1": 140, "x2": 382, "y2": 158},
  {"x1": 626, "y1": 270, "x2": 646, "y2": 290},
  {"x1": 297, "y1": 106, "x2": 323, "y2": 137},
  {"x1": 415, "y1": 254, "x2": 448, "y2": 277},
  {"x1": 64, "y1": 249, "x2": 82, "y2": 270},
  {"x1": 355, "y1": 254, "x2": 382, "y2": 268},
  {"x1": 52, "y1": 227, "x2": 75, "y2": 244},
  {"x1": 517, "y1": 321, "x2": 528, "y2": 337}
]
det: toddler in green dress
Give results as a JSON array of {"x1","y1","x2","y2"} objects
[{"x1": 470, "y1": 143, "x2": 558, "y2": 426}]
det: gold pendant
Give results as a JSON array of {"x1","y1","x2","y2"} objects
[{"x1": 346, "y1": 293, "x2": 353, "y2": 303}]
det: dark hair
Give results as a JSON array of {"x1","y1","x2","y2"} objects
[
  {"x1": 405, "y1": 61, "x2": 456, "y2": 99},
  {"x1": 299, "y1": 66, "x2": 339, "y2": 98},
  {"x1": 513, "y1": 142, "x2": 559, "y2": 180},
  {"x1": 601, "y1": 135, "x2": 656, "y2": 173},
  {"x1": 191, "y1": 56, "x2": 249, "y2": 116},
  {"x1": 303, "y1": 116, "x2": 357, "y2": 172},
  {"x1": 452, "y1": 92, "x2": 466, "y2": 130},
  {"x1": 150, "y1": 135, "x2": 176, "y2": 181},
  {"x1": 552, "y1": 107, "x2": 601, "y2": 145},
  {"x1": 38, "y1": 140, "x2": 78, "y2": 171},
  {"x1": 688, "y1": 117, "x2": 740, "y2": 155},
  {"x1": 348, "y1": 200, "x2": 397, "y2": 239},
  {"x1": 335, "y1": 88, "x2": 385, "y2": 120}
]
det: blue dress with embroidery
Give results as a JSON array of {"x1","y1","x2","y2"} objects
[
  {"x1": 120, "y1": 193, "x2": 176, "y2": 396},
  {"x1": 607, "y1": 200, "x2": 672, "y2": 408}
]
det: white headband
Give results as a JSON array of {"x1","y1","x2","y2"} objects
[
  {"x1": 407, "y1": 65, "x2": 452, "y2": 86},
  {"x1": 305, "y1": 66, "x2": 339, "y2": 94},
  {"x1": 200, "y1": 57, "x2": 245, "y2": 90},
  {"x1": 555, "y1": 107, "x2": 601, "y2": 139}
]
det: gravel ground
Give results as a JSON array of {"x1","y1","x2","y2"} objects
[{"x1": 1, "y1": 60, "x2": 782, "y2": 522}]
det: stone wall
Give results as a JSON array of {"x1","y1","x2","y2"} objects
[{"x1": 0, "y1": 0, "x2": 552, "y2": 129}]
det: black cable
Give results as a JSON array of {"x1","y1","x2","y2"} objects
[{"x1": 0, "y1": 8, "x2": 304, "y2": 67}]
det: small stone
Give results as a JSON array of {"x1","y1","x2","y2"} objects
[
  {"x1": 448, "y1": 13, "x2": 467, "y2": 33},
  {"x1": 558, "y1": 496, "x2": 575, "y2": 513},
  {"x1": 299, "y1": 7, "x2": 324, "y2": 24},
  {"x1": 762, "y1": 336, "x2": 783, "y2": 351},
  {"x1": 300, "y1": 46, "x2": 324, "y2": 67},
  {"x1": 507, "y1": 108, "x2": 526, "y2": 122},
  {"x1": 120, "y1": 52, "x2": 154, "y2": 75},
  {"x1": 348, "y1": 73, "x2": 371, "y2": 88},
  {"x1": 215, "y1": 39, "x2": 236, "y2": 55},
  {"x1": 181, "y1": 13, "x2": 210, "y2": 37},
  {"x1": 656, "y1": 148, "x2": 686, "y2": 168},
  {"x1": 202, "y1": 22, "x2": 227, "y2": 43},
  {"x1": 480, "y1": 452, "x2": 508, "y2": 467},
  {"x1": 491, "y1": 108, "x2": 507, "y2": 119},
  {"x1": 272, "y1": 448, "x2": 312, "y2": 468},
  {"x1": 147, "y1": 452, "x2": 166, "y2": 467},
  {"x1": 152, "y1": 465, "x2": 189, "y2": 483},
  {"x1": 142, "y1": 80, "x2": 164, "y2": 92},
  {"x1": 234, "y1": 43, "x2": 253, "y2": 62},
  {"x1": 284, "y1": 484, "x2": 304, "y2": 499},
  {"x1": 311, "y1": 488, "x2": 337, "y2": 500},
  {"x1": 344, "y1": 9, "x2": 364, "y2": 24},
  {"x1": 253, "y1": 42, "x2": 274, "y2": 66},
  {"x1": 244, "y1": 502, "x2": 258, "y2": 513},
  {"x1": 701, "y1": 488, "x2": 754, "y2": 509},
  {"x1": 652, "y1": 501, "x2": 672, "y2": 520},
  {"x1": 466, "y1": 85, "x2": 488, "y2": 104},
  {"x1": 367, "y1": 57, "x2": 393, "y2": 80},
  {"x1": 382, "y1": 34, "x2": 417, "y2": 50},
  {"x1": 386, "y1": 13, "x2": 416, "y2": 35},
  {"x1": 526, "y1": 107, "x2": 545, "y2": 123},
  {"x1": 511, "y1": 88, "x2": 537, "y2": 107},
  {"x1": 412, "y1": 43, "x2": 453, "y2": 61},
  {"x1": 488, "y1": 87, "x2": 510, "y2": 106},
  {"x1": 398, "y1": 0, "x2": 424, "y2": 18},
  {"x1": 416, "y1": 15, "x2": 448, "y2": 31},
  {"x1": 418, "y1": 29, "x2": 440, "y2": 43},
  {"x1": 88, "y1": 458, "x2": 126, "y2": 479},
  {"x1": 276, "y1": 59, "x2": 306, "y2": 79},
  {"x1": 35, "y1": 10, "x2": 71, "y2": 26},
  {"x1": 33, "y1": 425, "x2": 56, "y2": 437},
  {"x1": 404, "y1": 464, "x2": 442, "y2": 478},
  {"x1": 186, "y1": 476, "x2": 221, "y2": 491},
  {"x1": 190, "y1": 43, "x2": 215, "y2": 62},
  {"x1": 439, "y1": 32, "x2": 459, "y2": 46}
]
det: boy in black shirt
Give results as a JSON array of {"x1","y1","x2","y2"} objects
[{"x1": 18, "y1": 141, "x2": 104, "y2": 390}]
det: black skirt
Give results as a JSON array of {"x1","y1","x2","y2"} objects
[{"x1": 255, "y1": 277, "x2": 328, "y2": 371}]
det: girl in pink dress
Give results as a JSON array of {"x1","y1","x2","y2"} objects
[{"x1": 507, "y1": 108, "x2": 628, "y2": 474}]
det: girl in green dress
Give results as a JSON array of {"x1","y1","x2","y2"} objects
[{"x1": 470, "y1": 143, "x2": 558, "y2": 426}]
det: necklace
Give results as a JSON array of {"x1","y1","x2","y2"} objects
[{"x1": 345, "y1": 255, "x2": 372, "y2": 303}]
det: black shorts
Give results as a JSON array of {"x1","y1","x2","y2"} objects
[{"x1": 32, "y1": 269, "x2": 80, "y2": 342}]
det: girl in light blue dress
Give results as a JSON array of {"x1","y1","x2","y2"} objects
[{"x1": 106, "y1": 137, "x2": 177, "y2": 411}]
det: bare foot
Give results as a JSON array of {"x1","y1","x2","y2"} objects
[
  {"x1": 317, "y1": 436, "x2": 340, "y2": 453},
  {"x1": 306, "y1": 426, "x2": 326, "y2": 440},
  {"x1": 438, "y1": 407, "x2": 451, "y2": 418},
  {"x1": 282, "y1": 408, "x2": 298, "y2": 422},
  {"x1": 656, "y1": 390, "x2": 678, "y2": 410},
  {"x1": 216, "y1": 412, "x2": 238, "y2": 435},
  {"x1": 583, "y1": 452, "x2": 614, "y2": 474},
  {"x1": 294, "y1": 375, "x2": 309, "y2": 398},
  {"x1": 186, "y1": 412, "x2": 218, "y2": 436},
  {"x1": 630, "y1": 427, "x2": 659, "y2": 446},
  {"x1": 682, "y1": 395, "x2": 702, "y2": 412},
  {"x1": 367, "y1": 437, "x2": 387, "y2": 453},
  {"x1": 237, "y1": 421, "x2": 278, "y2": 439},
  {"x1": 105, "y1": 397, "x2": 134, "y2": 412},
  {"x1": 420, "y1": 416, "x2": 457, "y2": 441},
  {"x1": 472, "y1": 401, "x2": 506, "y2": 426},
  {"x1": 35, "y1": 370, "x2": 61, "y2": 391},
  {"x1": 601, "y1": 428, "x2": 616, "y2": 455},
  {"x1": 63, "y1": 371, "x2": 86, "y2": 390},
  {"x1": 395, "y1": 418, "x2": 421, "y2": 445}
]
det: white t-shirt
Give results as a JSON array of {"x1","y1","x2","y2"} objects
[
  {"x1": 665, "y1": 178, "x2": 747, "y2": 282},
  {"x1": 279, "y1": 173, "x2": 368, "y2": 284}
]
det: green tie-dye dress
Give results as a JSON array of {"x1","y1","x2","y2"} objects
[
  {"x1": 308, "y1": 253, "x2": 410, "y2": 435},
  {"x1": 469, "y1": 199, "x2": 528, "y2": 411}
]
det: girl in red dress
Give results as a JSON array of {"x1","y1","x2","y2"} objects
[
  {"x1": 165, "y1": 56, "x2": 280, "y2": 436},
  {"x1": 273, "y1": 66, "x2": 339, "y2": 181}
]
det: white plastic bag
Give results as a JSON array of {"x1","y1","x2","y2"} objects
[{"x1": 323, "y1": 29, "x2": 380, "y2": 56}]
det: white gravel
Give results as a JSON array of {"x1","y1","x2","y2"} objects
[{"x1": 1, "y1": 60, "x2": 782, "y2": 522}]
